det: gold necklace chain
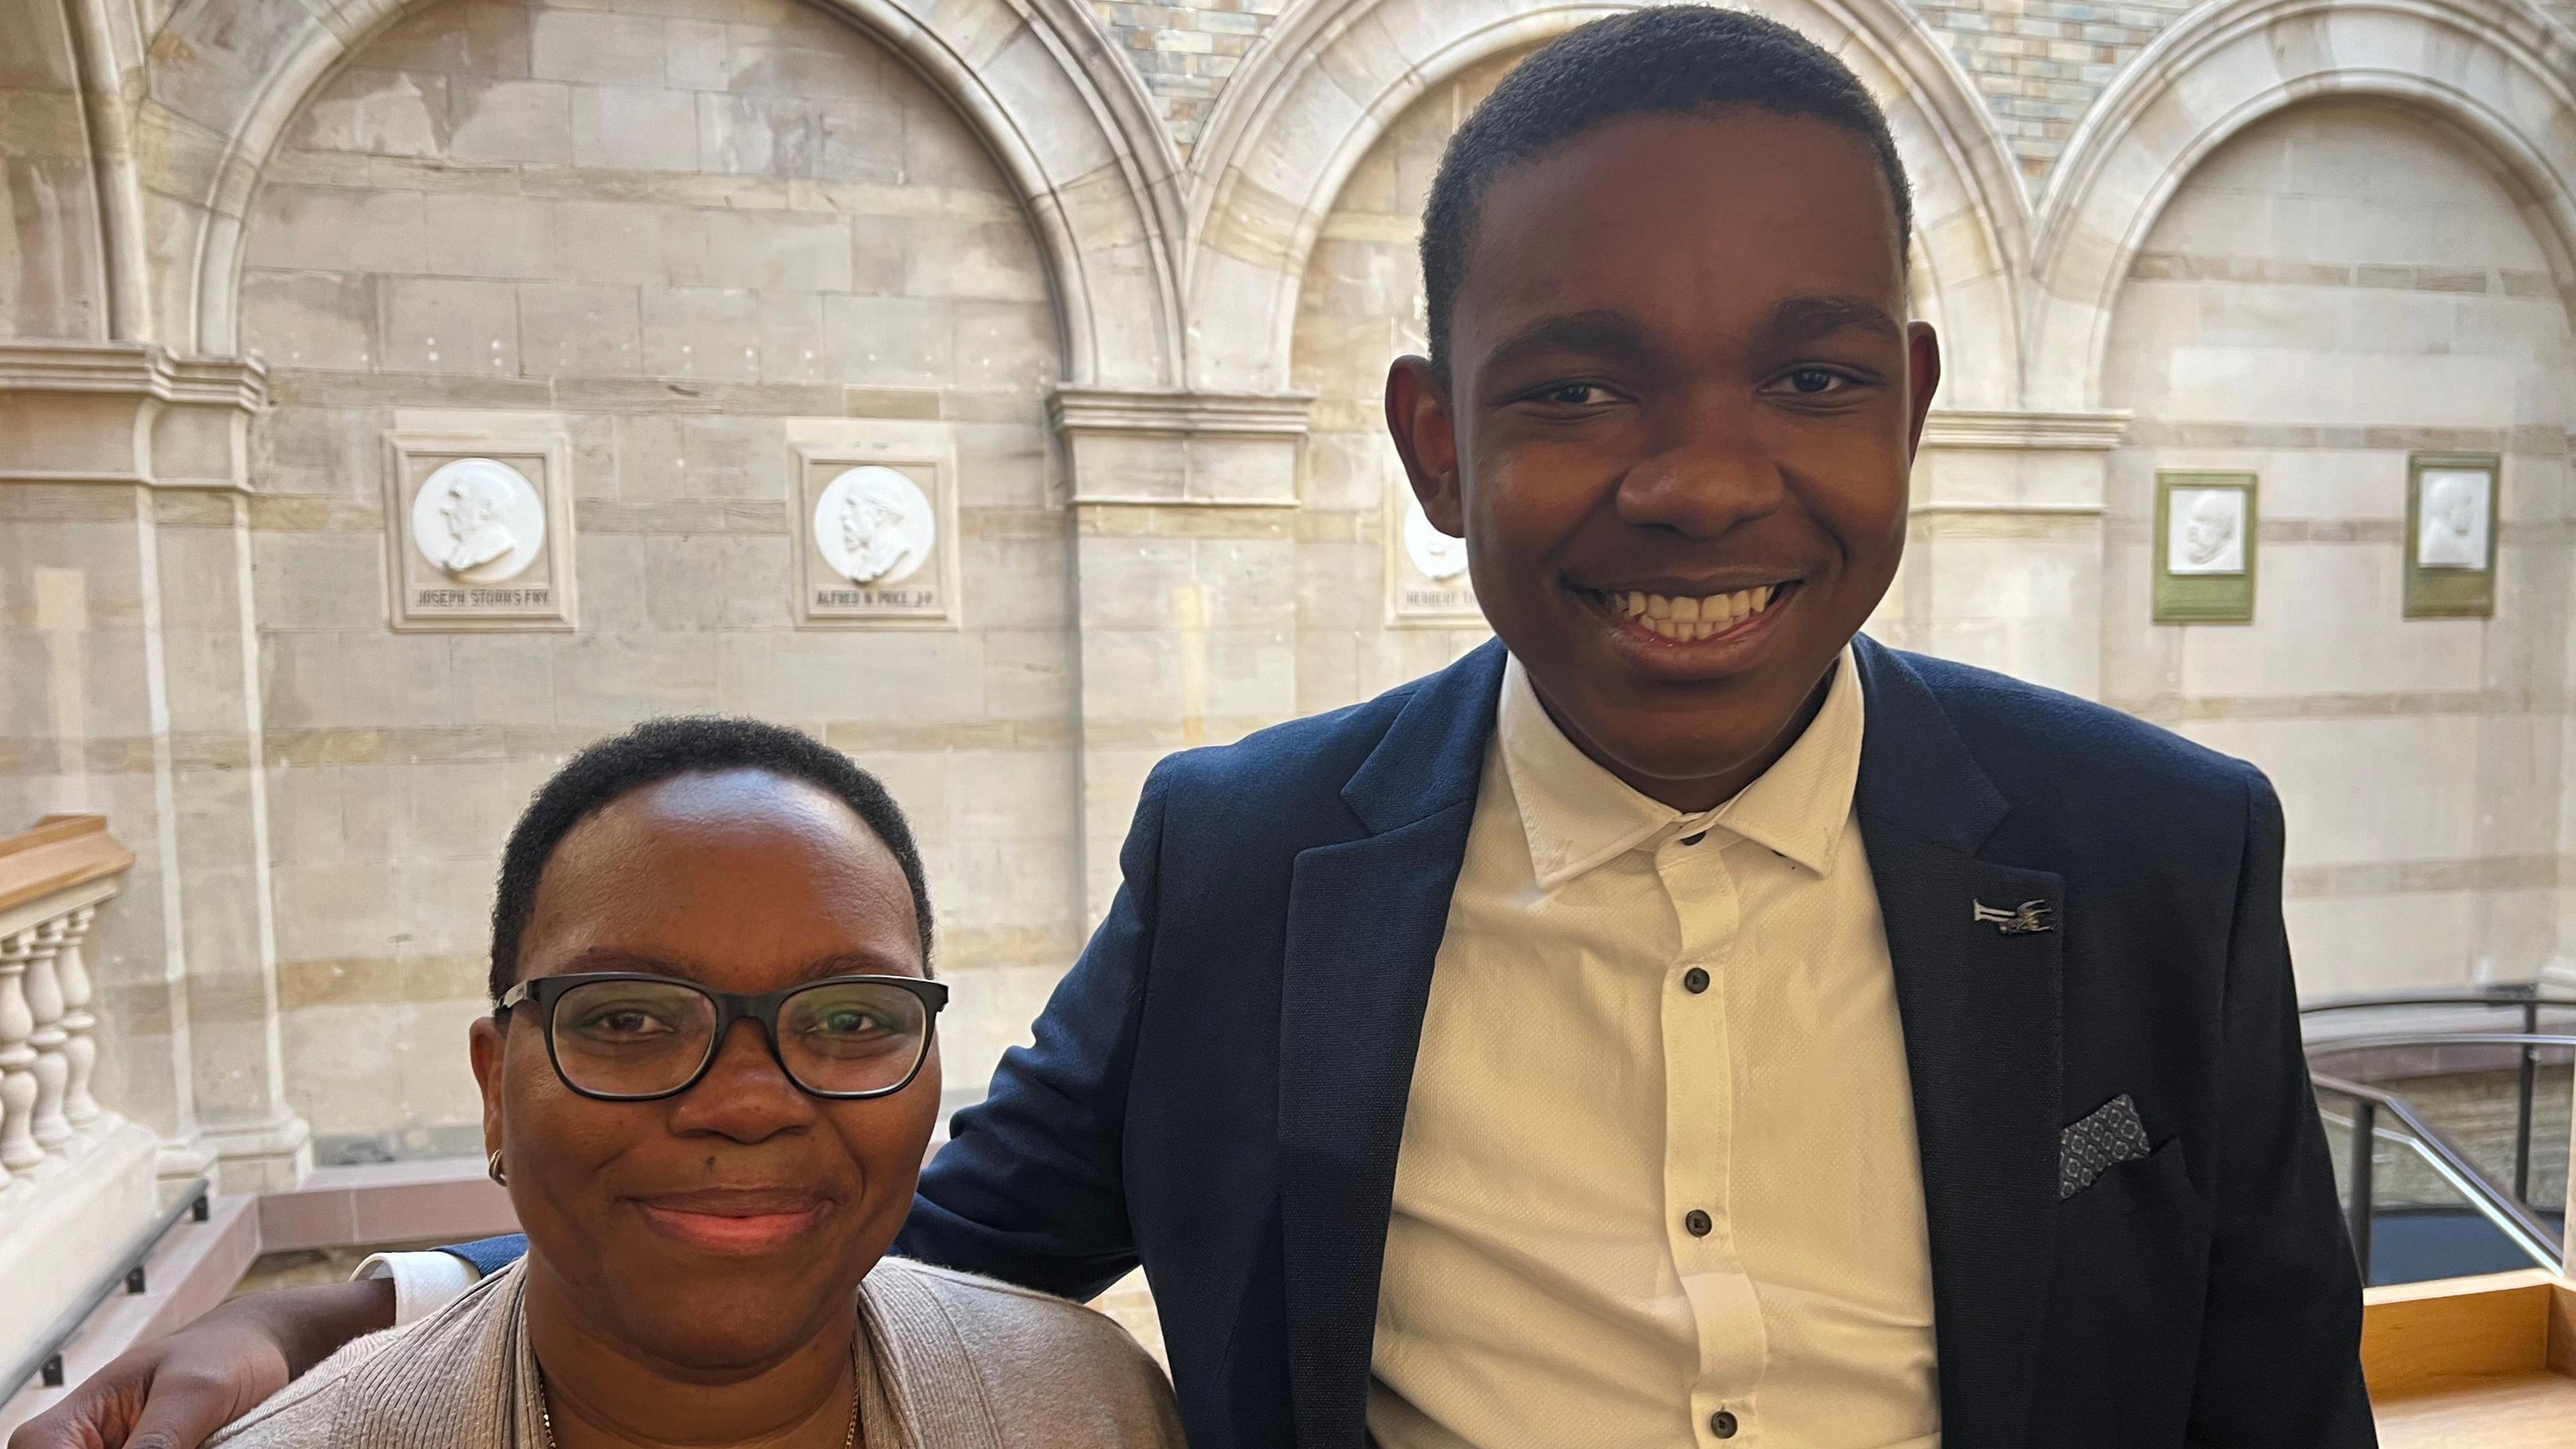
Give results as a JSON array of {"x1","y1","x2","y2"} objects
[{"x1": 533, "y1": 1365, "x2": 859, "y2": 1449}]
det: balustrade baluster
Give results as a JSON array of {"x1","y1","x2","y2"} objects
[
  {"x1": 58, "y1": 906, "x2": 101, "y2": 1129},
  {"x1": 27, "y1": 917, "x2": 72, "y2": 1150},
  {"x1": 0, "y1": 930, "x2": 42, "y2": 1174}
]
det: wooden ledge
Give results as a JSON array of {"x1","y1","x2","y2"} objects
[
  {"x1": 2366, "y1": 1270, "x2": 2576, "y2": 1444},
  {"x1": 0, "y1": 816, "x2": 136, "y2": 916}
]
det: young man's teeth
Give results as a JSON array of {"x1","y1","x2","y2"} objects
[{"x1": 1607, "y1": 585, "x2": 1779, "y2": 640}]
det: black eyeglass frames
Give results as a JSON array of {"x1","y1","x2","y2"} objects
[{"x1": 495, "y1": 971, "x2": 948, "y2": 1102}]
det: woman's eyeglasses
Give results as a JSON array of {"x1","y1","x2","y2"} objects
[{"x1": 496, "y1": 971, "x2": 948, "y2": 1102}]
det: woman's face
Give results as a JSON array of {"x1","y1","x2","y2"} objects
[{"x1": 468, "y1": 769, "x2": 939, "y2": 1373}]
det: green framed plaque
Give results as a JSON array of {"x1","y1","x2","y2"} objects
[
  {"x1": 2153, "y1": 471, "x2": 2257, "y2": 625},
  {"x1": 2404, "y1": 453, "x2": 2500, "y2": 619}
]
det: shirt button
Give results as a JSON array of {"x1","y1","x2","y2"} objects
[
  {"x1": 1683, "y1": 1209, "x2": 1712, "y2": 1237},
  {"x1": 1682, "y1": 967, "x2": 1709, "y2": 994},
  {"x1": 1711, "y1": 1409, "x2": 1739, "y2": 1438},
  {"x1": 1680, "y1": 830, "x2": 1708, "y2": 846}
]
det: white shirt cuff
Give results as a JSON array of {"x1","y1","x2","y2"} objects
[{"x1": 354, "y1": 1248, "x2": 484, "y2": 1326}]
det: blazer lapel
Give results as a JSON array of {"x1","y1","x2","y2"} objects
[
  {"x1": 1277, "y1": 641, "x2": 1505, "y2": 1449},
  {"x1": 1853, "y1": 637, "x2": 2065, "y2": 1449}
]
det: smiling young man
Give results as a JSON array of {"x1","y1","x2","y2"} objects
[{"x1": 19, "y1": 10, "x2": 2371, "y2": 1449}]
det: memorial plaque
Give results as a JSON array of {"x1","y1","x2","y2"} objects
[
  {"x1": 2152, "y1": 471, "x2": 2257, "y2": 625},
  {"x1": 2405, "y1": 453, "x2": 2500, "y2": 620},
  {"x1": 383, "y1": 417, "x2": 577, "y2": 631},
  {"x1": 1388, "y1": 490, "x2": 1483, "y2": 627},
  {"x1": 789, "y1": 423, "x2": 959, "y2": 629}
]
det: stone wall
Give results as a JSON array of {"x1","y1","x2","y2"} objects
[
  {"x1": 1286, "y1": 51, "x2": 1521, "y2": 710},
  {"x1": 231, "y1": 0, "x2": 1081, "y2": 1157},
  {"x1": 1091, "y1": 0, "x2": 1283, "y2": 152},
  {"x1": 2100, "y1": 101, "x2": 2576, "y2": 993},
  {"x1": 1, "y1": 0, "x2": 2572, "y2": 1179},
  {"x1": 0, "y1": 0, "x2": 106, "y2": 338},
  {"x1": 1907, "y1": 0, "x2": 2202, "y2": 185}
]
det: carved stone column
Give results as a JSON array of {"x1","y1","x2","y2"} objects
[
  {"x1": 0, "y1": 343, "x2": 310, "y2": 1192},
  {"x1": 1050, "y1": 388, "x2": 1316, "y2": 921},
  {"x1": 1874, "y1": 409, "x2": 2132, "y2": 700},
  {"x1": 0, "y1": 930, "x2": 41, "y2": 1175}
]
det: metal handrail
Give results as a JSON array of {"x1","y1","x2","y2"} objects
[
  {"x1": 2301, "y1": 985, "x2": 2576, "y2": 1015},
  {"x1": 2306, "y1": 1032, "x2": 2576, "y2": 1055},
  {"x1": 1, "y1": 1179, "x2": 209, "y2": 1399},
  {"x1": 2310, "y1": 1073, "x2": 2562, "y2": 1280},
  {"x1": 2302, "y1": 989, "x2": 2571, "y2": 1203}
]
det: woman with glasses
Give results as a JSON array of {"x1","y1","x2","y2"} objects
[{"x1": 206, "y1": 716, "x2": 1183, "y2": 1449}]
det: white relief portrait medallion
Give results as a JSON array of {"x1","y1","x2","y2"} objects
[
  {"x1": 411, "y1": 458, "x2": 546, "y2": 583},
  {"x1": 814, "y1": 466, "x2": 936, "y2": 586},
  {"x1": 1401, "y1": 496, "x2": 1470, "y2": 582},
  {"x1": 2165, "y1": 486, "x2": 2247, "y2": 576},
  {"x1": 2417, "y1": 468, "x2": 2491, "y2": 570}
]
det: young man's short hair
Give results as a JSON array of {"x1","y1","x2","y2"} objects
[
  {"x1": 486, "y1": 716, "x2": 934, "y2": 1002},
  {"x1": 1419, "y1": 6, "x2": 1917, "y2": 375}
]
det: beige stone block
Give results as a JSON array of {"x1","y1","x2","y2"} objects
[
  {"x1": 252, "y1": 535, "x2": 388, "y2": 630},
  {"x1": 640, "y1": 286, "x2": 761, "y2": 381},
  {"x1": 450, "y1": 633, "x2": 561, "y2": 727},
  {"x1": 405, "y1": 761, "x2": 521, "y2": 860},
  {"x1": 665, "y1": 19, "x2": 729, "y2": 89},
  {"x1": 821, "y1": 294, "x2": 954, "y2": 386},
  {"x1": 518, "y1": 280, "x2": 642, "y2": 376},
  {"x1": 715, "y1": 631, "x2": 985, "y2": 721},
  {"x1": 263, "y1": 763, "x2": 346, "y2": 869},
  {"x1": 724, "y1": 38, "x2": 888, "y2": 103},
  {"x1": 557, "y1": 631, "x2": 721, "y2": 723},
  {"x1": 951, "y1": 422, "x2": 1049, "y2": 508},
  {"x1": 981, "y1": 629, "x2": 1074, "y2": 720},
  {"x1": 421, "y1": 193, "x2": 557, "y2": 279},
  {"x1": 240, "y1": 269, "x2": 377, "y2": 371},
  {"x1": 975, "y1": 27, "x2": 1114, "y2": 181},
  {"x1": 337, "y1": 633, "x2": 467, "y2": 729},
  {"x1": 253, "y1": 405, "x2": 380, "y2": 498},
  {"x1": 261, "y1": 629, "x2": 346, "y2": 730},
  {"x1": 756, "y1": 290, "x2": 828, "y2": 382},
  {"x1": 268, "y1": 861, "x2": 400, "y2": 964},
  {"x1": 712, "y1": 535, "x2": 796, "y2": 629},
  {"x1": 570, "y1": 84, "x2": 700, "y2": 171},
  {"x1": 679, "y1": 415, "x2": 788, "y2": 498},
  {"x1": 551, "y1": 199, "x2": 703, "y2": 285},
  {"x1": 446, "y1": 77, "x2": 574, "y2": 164},
  {"x1": 531, "y1": 9, "x2": 667, "y2": 87},
  {"x1": 247, "y1": 186, "x2": 427, "y2": 274},
  {"x1": 698, "y1": 208, "x2": 853, "y2": 291},
  {"x1": 380, "y1": 276, "x2": 522, "y2": 376},
  {"x1": 902, "y1": 217, "x2": 1047, "y2": 303},
  {"x1": 286, "y1": 68, "x2": 451, "y2": 159},
  {"x1": 952, "y1": 300, "x2": 1054, "y2": 391},
  {"x1": 902, "y1": 95, "x2": 1009, "y2": 191}
]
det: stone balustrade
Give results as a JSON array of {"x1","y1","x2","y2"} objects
[
  {"x1": 0, "y1": 816, "x2": 160, "y2": 1377},
  {"x1": 0, "y1": 817, "x2": 130, "y2": 1190}
]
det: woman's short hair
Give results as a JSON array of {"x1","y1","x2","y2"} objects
[{"x1": 487, "y1": 716, "x2": 934, "y2": 1003}]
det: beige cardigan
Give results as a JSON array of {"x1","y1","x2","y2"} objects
[{"x1": 207, "y1": 1257, "x2": 1186, "y2": 1448}]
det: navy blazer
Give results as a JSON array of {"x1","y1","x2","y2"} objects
[{"x1": 467, "y1": 638, "x2": 2375, "y2": 1446}]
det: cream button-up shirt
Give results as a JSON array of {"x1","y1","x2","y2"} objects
[{"x1": 1366, "y1": 649, "x2": 1940, "y2": 1448}]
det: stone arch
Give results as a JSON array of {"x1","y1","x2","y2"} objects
[
  {"x1": 2029, "y1": 0, "x2": 2576, "y2": 411},
  {"x1": 1184, "y1": 0, "x2": 2033, "y2": 407},
  {"x1": 133, "y1": 0, "x2": 1186, "y2": 388}
]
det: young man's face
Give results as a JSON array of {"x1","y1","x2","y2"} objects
[{"x1": 1389, "y1": 109, "x2": 1939, "y2": 808}]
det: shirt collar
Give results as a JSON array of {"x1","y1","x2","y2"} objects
[{"x1": 1495, "y1": 645, "x2": 1867, "y2": 892}]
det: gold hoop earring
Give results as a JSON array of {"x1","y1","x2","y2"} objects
[{"x1": 487, "y1": 1149, "x2": 507, "y2": 1186}]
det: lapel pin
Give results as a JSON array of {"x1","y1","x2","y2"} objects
[{"x1": 1972, "y1": 898, "x2": 2053, "y2": 936}]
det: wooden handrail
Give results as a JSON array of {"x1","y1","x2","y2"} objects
[{"x1": 0, "y1": 816, "x2": 135, "y2": 916}]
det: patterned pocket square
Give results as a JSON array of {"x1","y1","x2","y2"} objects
[{"x1": 2059, "y1": 1093, "x2": 2154, "y2": 1200}]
